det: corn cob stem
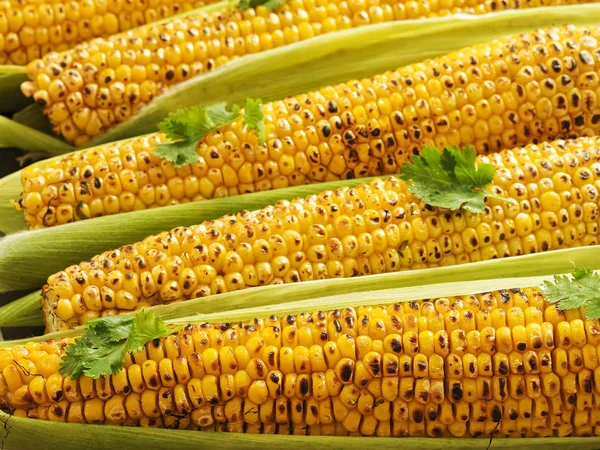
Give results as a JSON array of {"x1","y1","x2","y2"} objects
[
  {"x1": 2, "y1": 287, "x2": 600, "y2": 438},
  {"x1": 16, "y1": 25, "x2": 600, "y2": 228},
  {"x1": 38, "y1": 136, "x2": 600, "y2": 332}
]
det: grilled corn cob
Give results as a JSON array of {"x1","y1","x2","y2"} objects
[
  {"x1": 0, "y1": 0, "x2": 220, "y2": 66},
  {"x1": 20, "y1": 17, "x2": 600, "y2": 145},
  {"x1": 41, "y1": 136, "x2": 600, "y2": 332},
  {"x1": 15, "y1": 25, "x2": 600, "y2": 228},
  {"x1": 2, "y1": 288, "x2": 599, "y2": 437}
]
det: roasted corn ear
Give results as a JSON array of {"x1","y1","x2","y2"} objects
[
  {"x1": 2, "y1": 288, "x2": 599, "y2": 437},
  {"x1": 19, "y1": 19, "x2": 600, "y2": 145}
]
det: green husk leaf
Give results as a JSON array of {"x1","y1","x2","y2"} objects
[
  {"x1": 2, "y1": 411, "x2": 599, "y2": 450},
  {"x1": 0, "y1": 165, "x2": 27, "y2": 235},
  {"x1": 0, "y1": 291, "x2": 41, "y2": 327},
  {"x1": 0, "y1": 115, "x2": 73, "y2": 154},
  {"x1": 3, "y1": 246, "x2": 600, "y2": 330},
  {"x1": 239, "y1": 0, "x2": 285, "y2": 10},
  {"x1": 0, "y1": 66, "x2": 30, "y2": 114},
  {"x1": 12, "y1": 103, "x2": 60, "y2": 138},
  {"x1": 3, "y1": 5, "x2": 597, "y2": 154}
]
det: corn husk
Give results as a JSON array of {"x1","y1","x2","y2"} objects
[
  {"x1": 0, "y1": 66, "x2": 29, "y2": 114},
  {"x1": 1, "y1": 413, "x2": 598, "y2": 450},
  {"x1": 2, "y1": 4, "x2": 600, "y2": 154},
  {"x1": 0, "y1": 291, "x2": 41, "y2": 327},
  {"x1": 0, "y1": 116, "x2": 71, "y2": 155}
]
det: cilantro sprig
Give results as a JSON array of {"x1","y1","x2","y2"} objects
[
  {"x1": 399, "y1": 145, "x2": 512, "y2": 213},
  {"x1": 59, "y1": 310, "x2": 179, "y2": 379},
  {"x1": 154, "y1": 98, "x2": 265, "y2": 168},
  {"x1": 238, "y1": 0, "x2": 286, "y2": 10},
  {"x1": 541, "y1": 266, "x2": 600, "y2": 320}
]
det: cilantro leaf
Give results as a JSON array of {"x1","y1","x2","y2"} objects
[
  {"x1": 79, "y1": 341, "x2": 129, "y2": 379},
  {"x1": 60, "y1": 310, "x2": 177, "y2": 380},
  {"x1": 154, "y1": 138, "x2": 200, "y2": 168},
  {"x1": 86, "y1": 315, "x2": 133, "y2": 342},
  {"x1": 239, "y1": 0, "x2": 285, "y2": 9},
  {"x1": 541, "y1": 266, "x2": 600, "y2": 319},
  {"x1": 243, "y1": 98, "x2": 266, "y2": 145},
  {"x1": 399, "y1": 145, "x2": 511, "y2": 213},
  {"x1": 58, "y1": 337, "x2": 90, "y2": 379},
  {"x1": 154, "y1": 99, "x2": 265, "y2": 167},
  {"x1": 127, "y1": 310, "x2": 176, "y2": 354},
  {"x1": 158, "y1": 103, "x2": 239, "y2": 139}
]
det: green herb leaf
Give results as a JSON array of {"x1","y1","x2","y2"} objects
[
  {"x1": 154, "y1": 99, "x2": 264, "y2": 167},
  {"x1": 157, "y1": 103, "x2": 239, "y2": 139},
  {"x1": 86, "y1": 315, "x2": 133, "y2": 342},
  {"x1": 541, "y1": 266, "x2": 600, "y2": 319},
  {"x1": 153, "y1": 138, "x2": 201, "y2": 168},
  {"x1": 399, "y1": 145, "x2": 510, "y2": 213},
  {"x1": 239, "y1": 0, "x2": 285, "y2": 10},
  {"x1": 242, "y1": 98, "x2": 266, "y2": 145},
  {"x1": 57, "y1": 337, "x2": 90, "y2": 380},
  {"x1": 60, "y1": 310, "x2": 177, "y2": 380},
  {"x1": 81, "y1": 341, "x2": 128, "y2": 379},
  {"x1": 127, "y1": 310, "x2": 175, "y2": 354}
]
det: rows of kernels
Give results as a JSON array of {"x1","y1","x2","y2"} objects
[
  {"x1": 4, "y1": 289, "x2": 600, "y2": 437},
  {"x1": 17, "y1": 134, "x2": 169, "y2": 228},
  {"x1": 39, "y1": 136, "x2": 600, "y2": 332},
  {"x1": 0, "y1": 0, "x2": 215, "y2": 65},
  {"x1": 16, "y1": 26, "x2": 600, "y2": 228},
  {"x1": 20, "y1": 23, "x2": 600, "y2": 145}
]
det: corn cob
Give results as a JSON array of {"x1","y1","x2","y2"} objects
[
  {"x1": 40, "y1": 136, "x2": 600, "y2": 332},
  {"x1": 2, "y1": 288, "x2": 599, "y2": 437},
  {"x1": 0, "y1": 0, "x2": 223, "y2": 66},
  {"x1": 19, "y1": 16, "x2": 600, "y2": 146},
  {"x1": 15, "y1": 25, "x2": 600, "y2": 228}
]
